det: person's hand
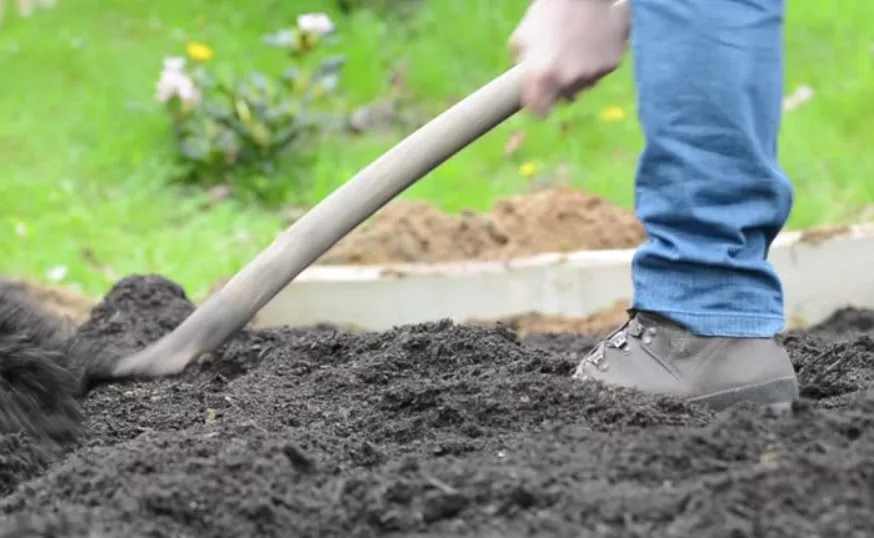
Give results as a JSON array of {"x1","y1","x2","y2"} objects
[{"x1": 509, "y1": 0, "x2": 630, "y2": 118}]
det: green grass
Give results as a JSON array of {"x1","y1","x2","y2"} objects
[{"x1": 1, "y1": 0, "x2": 872, "y2": 299}]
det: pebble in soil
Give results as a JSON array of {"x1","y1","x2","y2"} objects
[{"x1": 0, "y1": 275, "x2": 873, "y2": 537}]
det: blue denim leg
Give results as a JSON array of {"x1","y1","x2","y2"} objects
[{"x1": 629, "y1": 0, "x2": 794, "y2": 337}]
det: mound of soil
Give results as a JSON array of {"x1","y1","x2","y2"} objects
[
  {"x1": 319, "y1": 187, "x2": 645, "y2": 265},
  {"x1": 1, "y1": 275, "x2": 873, "y2": 537}
]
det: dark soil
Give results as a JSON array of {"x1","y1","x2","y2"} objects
[
  {"x1": 318, "y1": 187, "x2": 645, "y2": 265},
  {"x1": 1, "y1": 274, "x2": 874, "y2": 537}
]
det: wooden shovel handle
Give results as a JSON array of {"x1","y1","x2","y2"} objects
[
  {"x1": 109, "y1": 66, "x2": 526, "y2": 378},
  {"x1": 106, "y1": 0, "x2": 631, "y2": 379}
]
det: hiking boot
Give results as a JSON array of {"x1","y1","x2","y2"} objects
[{"x1": 571, "y1": 310, "x2": 799, "y2": 411}]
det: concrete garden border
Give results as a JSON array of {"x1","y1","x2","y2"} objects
[{"x1": 253, "y1": 223, "x2": 874, "y2": 332}]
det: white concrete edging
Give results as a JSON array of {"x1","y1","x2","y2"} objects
[{"x1": 254, "y1": 223, "x2": 874, "y2": 331}]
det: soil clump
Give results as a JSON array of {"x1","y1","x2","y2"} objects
[
  {"x1": 319, "y1": 187, "x2": 645, "y2": 265},
  {"x1": 0, "y1": 275, "x2": 872, "y2": 537}
]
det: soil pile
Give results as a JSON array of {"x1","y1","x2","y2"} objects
[
  {"x1": 319, "y1": 188, "x2": 645, "y2": 265},
  {"x1": 0, "y1": 275, "x2": 873, "y2": 537}
]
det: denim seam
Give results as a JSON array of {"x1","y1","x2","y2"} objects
[{"x1": 642, "y1": 309, "x2": 783, "y2": 320}]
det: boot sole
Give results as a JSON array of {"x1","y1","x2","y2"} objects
[{"x1": 688, "y1": 376, "x2": 799, "y2": 413}]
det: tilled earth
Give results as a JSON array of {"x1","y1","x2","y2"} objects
[{"x1": 1, "y1": 275, "x2": 874, "y2": 537}]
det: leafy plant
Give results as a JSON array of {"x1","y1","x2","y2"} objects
[{"x1": 156, "y1": 13, "x2": 346, "y2": 206}]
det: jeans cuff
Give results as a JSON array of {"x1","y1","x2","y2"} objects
[{"x1": 630, "y1": 305, "x2": 785, "y2": 337}]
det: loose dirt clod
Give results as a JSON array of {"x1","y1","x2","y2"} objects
[
  {"x1": 1, "y1": 275, "x2": 874, "y2": 536},
  {"x1": 318, "y1": 187, "x2": 646, "y2": 265}
]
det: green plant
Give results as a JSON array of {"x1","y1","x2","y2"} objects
[{"x1": 157, "y1": 13, "x2": 347, "y2": 206}]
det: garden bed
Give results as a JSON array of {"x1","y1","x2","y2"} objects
[
  {"x1": 1, "y1": 274, "x2": 873, "y2": 537},
  {"x1": 253, "y1": 187, "x2": 874, "y2": 333}
]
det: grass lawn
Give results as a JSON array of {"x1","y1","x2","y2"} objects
[{"x1": 1, "y1": 0, "x2": 872, "y2": 299}]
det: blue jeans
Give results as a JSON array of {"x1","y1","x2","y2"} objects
[{"x1": 629, "y1": 0, "x2": 793, "y2": 337}]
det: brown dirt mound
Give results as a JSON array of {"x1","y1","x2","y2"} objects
[
  {"x1": 1, "y1": 275, "x2": 874, "y2": 537},
  {"x1": 319, "y1": 187, "x2": 645, "y2": 265},
  {"x1": 0, "y1": 279, "x2": 95, "y2": 326}
]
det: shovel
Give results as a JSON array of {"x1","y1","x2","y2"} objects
[{"x1": 96, "y1": 0, "x2": 630, "y2": 381}]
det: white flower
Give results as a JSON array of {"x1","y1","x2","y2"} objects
[
  {"x1": 783, "y1": 84, "x2": 814, "y2": 112},
  {"x1": 297, "y1": 12, "x2": 334, "y2": 35},
  {"x1": 155, "y1": 56, "x2": 201, "y2": 106},
  {"x1": 46, "y1": 265, "x2": 68, "y2": 282},
  {"x1": 163, "y1": 56, "x2": 186, "y2": 72}
]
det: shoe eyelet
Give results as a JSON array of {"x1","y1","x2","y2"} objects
[
  {"x1": 607, "y1": 332, "x2": 631, "y2": 354},
  {"x1": 642, "y1": 327, "x2": 657, "y2": 345},
  {"x1": 583, "y1": 344, "x2": 609, "y2": 369}
]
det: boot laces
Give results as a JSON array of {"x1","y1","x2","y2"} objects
[{"x1": 575, "y1": 314, "x2": 654, "y2": 378}]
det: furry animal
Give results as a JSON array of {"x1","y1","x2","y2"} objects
[{"x1": 0, "y1": 284, "x2": 85, "y2": 442}]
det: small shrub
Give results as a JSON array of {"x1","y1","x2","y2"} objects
[{"x1": 156, "y1": 12, "x2": 346, "y2": 206}]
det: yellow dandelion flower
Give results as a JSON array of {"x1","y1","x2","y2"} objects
[
  {"x1": 186, "y1": 41, "x2": 214, "y2": 62},
  {"x1": 520, "y1": 161, "x2": 537, "y2": 178},
  {"x1": 600, "y1": 105, "x2": 625, "y2": 122}
]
